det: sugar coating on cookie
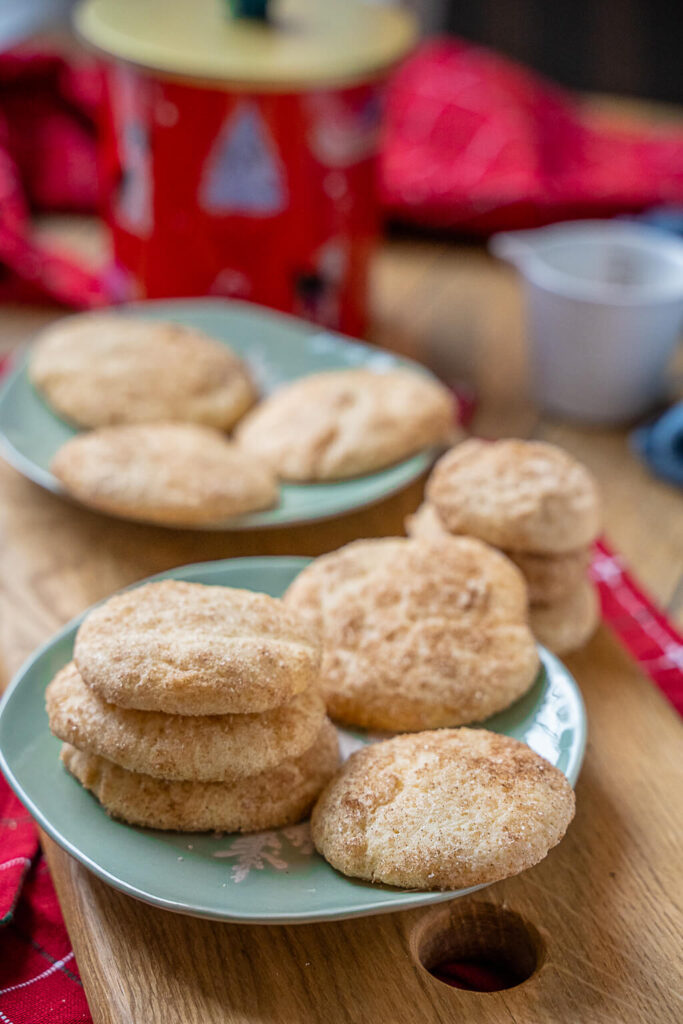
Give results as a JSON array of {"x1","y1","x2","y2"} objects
[
  {"x1": 285, "y1": 537, "x2": 539, "y2": 731},
  {"x1": 311, "y1": 729, "x2": 575, "y2": 890},
  {"x1": 529, "y1": 580, "x2": 600, "y2": 656},
  {"x1": 74, "y1": 580, "x2": 321, "y2": 716},
  {"x1": 509, "y1": 548, "x2": 591, "y2": 605},
  {"x1": 51, "y1": 423, "x2": 278, "y2": 526},
  {"x1": 47, "y1": 662, "x2": 326, "y2": 781},
  {"x1": 284, "y1": 537, "x2": 410, "y2": 636},
  {"x1": 426, "y1": 439, "x2": 602, "y2": 554},
  {"x1": 61, "y1": 719, "x2": 339, "y2": 832},
  {"x1": 405, "y1": 501, "x2": 450, "y2": 542},
  {"x1": 407, "y1": 502, "x2": 591, "y2": 603},
  {"x1": 30, "y1": 313, "x2": 256, "y2": 429},
  {"x1": 235, "y1": 368, "x2": 456, "y2": 481}
]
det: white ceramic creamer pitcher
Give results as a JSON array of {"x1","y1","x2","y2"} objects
[{"x1": 490, "y1": 220, "x2": 683, "y2": 423}]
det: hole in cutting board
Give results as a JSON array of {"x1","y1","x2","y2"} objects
[{"x1": 412, "y1": 900, "x2": 545, "y2": 993}]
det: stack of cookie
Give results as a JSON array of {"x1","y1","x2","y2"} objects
[
  {"x1": 408, "y1": 438, "x2": 602, "y2": 655},
  {"x1": 285, "y1": 535, "x2": 540, "y2": 731},
  {"x1": 46, "y1": 580, "x2": 339, "y2": 832}
]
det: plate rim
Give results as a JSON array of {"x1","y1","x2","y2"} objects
[
  {"x1": 0, "y1": 555, "x2": 587, "y2": 925},
  {"x1": 0, "y1": 299, "x2": 439, "y2": 531}
]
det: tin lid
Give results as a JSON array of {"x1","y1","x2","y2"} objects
[{"x1": 74, "y1": 0, "x2": 417, "y2": 88}]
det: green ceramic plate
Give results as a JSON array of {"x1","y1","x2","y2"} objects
[
  {"x1": 0, "y1": 557, "x2": 586, "y2": 925},
  {"x1": 0, "y1": 299, "x2": 438, "y2": 529}
]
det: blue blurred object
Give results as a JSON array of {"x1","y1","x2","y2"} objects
[
  {"x1": 0, "y1": 0, "x2": 76, "y2": 49},
  {"x1": 226, "y1": 0, "x2": 269, "y2": 18},
  {"x1": 626, "y1": 206, "x2": 683, "y2": 239},
  {"x1": 631, "y1": 402, "x2": 683, "y2": 488},
  {"x1": 626, "y1": 208, "x2": 683, "y2": 487}
]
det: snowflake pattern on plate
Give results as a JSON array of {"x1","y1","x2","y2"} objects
[
  {"x1": 208, "y1": 729, "x2": 382, "y2": 883},
  {"x1": 212, "y1": 823, "x2": 317, "y2": 883},
  {"x1": 213, "y1": 832, "x2": 288, "y2": 883}
]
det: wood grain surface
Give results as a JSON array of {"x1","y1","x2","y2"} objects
[{"x1": 1, "y1": 211, "x2": 682, "y2": 1022}]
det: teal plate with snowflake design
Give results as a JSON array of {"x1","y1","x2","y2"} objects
[
  {"x1": 0, "y1": 557, "x2": 586, "y2": 924},
  {"x1": 0, "y1": 298, "x2": 439, "y2": 530}
]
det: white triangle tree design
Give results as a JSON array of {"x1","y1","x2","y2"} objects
[{"x1": 199, "y1": 102, "x2": 287, "y2": 216}]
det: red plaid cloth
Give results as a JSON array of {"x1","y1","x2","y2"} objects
[
  {"x1": 590, "y1": 541, "x2": 683, "y2": 714},
  {"x1": 382, "y1": 39, "x2": 683, "y2": 232},
  {"x1": 0, "y1": 50, "x2": 112, "y2": 310},
  {"x1": 0, "y1": 788, "x2": 90, "y2": 1023},
  {"x1": 0, "y1": 792, "x2": 34, "y2": 927}
]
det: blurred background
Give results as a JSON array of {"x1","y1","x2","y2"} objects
[
  {"x1": 409, "y1": 0, "x2": 682, "y2": 103},
  {"x1": 3, "y1": 1, "x2": 682, "y2": 103},
  {"x1": 0, "y1": 0, "x2": 682, "y2": 476}
]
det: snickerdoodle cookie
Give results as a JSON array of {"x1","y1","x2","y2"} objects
[
  {"x1": 283, "y1": 537, "x2": 409, "y2": 636},
  {"x1": 47, "y1": 662, "x2": 326, "y2": 781},
  {"x1": 426, "y1": 439, "x2": 601, "y2": 554},
  {"x1": 285, "y1": 537, "x2": 539, "y2": 731},
  {"x1": 61, "y1": 719, "x2": 339, "y2": 832},
  {"x1": 74, "y1": 580, "x2": 321, "y2": 716},
  {"x1": 30, "y1": 313, "x2": 256, "y2": 429},
  {"x1": 51, "y1": 423, "x2": 278, "y2": 526},
  {"x1": 511, "y1": 548, "x2": 592, "y2": 605},
  {"x1": 405, "y1": 500, "x2": 450, "y2": 543},
  {"x1": 407, "y1": 502, "x2": 590, "y2": 603},
  {"x1": 235, "y1": 368, "x2": 456, "y2": 480},
  {"x1": 311, "y1": 729, "x2": 575, "y2": 890},
  {"x1": 529, "y1": 580, "x2": 600, "y2": 656}
]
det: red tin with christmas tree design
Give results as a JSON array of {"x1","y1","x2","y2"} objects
[{"x1": 76, "y1": 0, "x2": 415, "y2": 334}]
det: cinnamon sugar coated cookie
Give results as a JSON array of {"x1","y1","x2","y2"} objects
[
  {"x1": 285, "y1": 537, "x2": 539, "y2": 731},
  {"x1": 426, "y1": 439, "x2": 601, "y2": 554},
  {"x1": 235, "y1": 368, "x2": 457, "y2": 480},
  {"x1": 51, "y1": 423, "x2": 278, "y2": 526},
  {"x1": 47, "y1": 662, "x2": 326, "y2": 781},
  {"x1": 283, "y1": 537, "x2": 410, "y2": 636},
  {"x1": 311, "y1": 729, "x2": 575, "y2": 890},
  {"x1": 509, "y1": 548, "x2": 591, "y2": 605},
  {"x1": 30, "y1": 313, "x2": 256, "y2": 429},
  {"x1": 61, "y1": 719, "x2": 339, "y2": 832},
  {"x1": 529, "y1": 580, "x2": 600, "y2": 655},
  {"x1": 74, "y1": 580, "x2": 321, "y2": 716},
  {"x1": 407, "y1": 502, "x2": 591, "y2": 603},
  {"x1": 405, "y1": 500, "x2": 449, "y2": 542}
]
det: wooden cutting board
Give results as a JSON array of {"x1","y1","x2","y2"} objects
[
  {"x1": 1, "y1": 225, "x2": 682, "y2": 1023},
  {"x1": 2, "y1": 454, "x2": 680, "y2": 1024}
]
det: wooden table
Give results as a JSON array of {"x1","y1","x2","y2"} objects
[{"x1": 1, "y1": 218, "x2": 682, "y2": 1023}]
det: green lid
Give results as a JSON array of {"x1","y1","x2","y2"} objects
[{"x1": 74, "y1": 0, "x2": 417, "y2": 88}]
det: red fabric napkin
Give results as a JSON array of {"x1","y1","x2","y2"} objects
[
  {"x1": 0, "y1": 786, "x2": 90, "y2": 1023},
  {"x1": 381, "y1": 39, "x2": 683, "y2": 233},
  {"x1": 0, "y1": 50, "x2": 110, "y2": 308},
  {"x1": 590, "y1": 541, "x2": 683, "y2": 714},
  {"x1": 0, "y1": 784, "x2": 35, "y2": 925}
]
